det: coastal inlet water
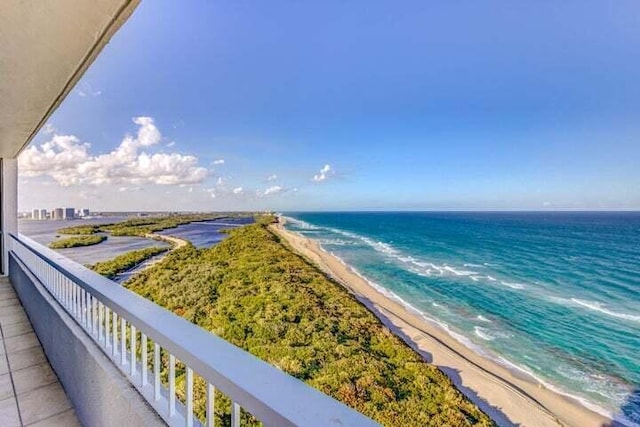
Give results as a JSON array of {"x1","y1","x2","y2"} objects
[
  {"x1": 157, "y1": 216, "x2": 254, "y2": 248},
  {"x1": 19, "y1": 216, "x2": 255, "y2": 276},
  {"x1": 18, "y1": 218, "x2": 170, "y2": 266},
  {"x1": 284, "y1": 212, "x2": 640, "y2": 426}
]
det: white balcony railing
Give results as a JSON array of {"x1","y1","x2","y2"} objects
[{"x1": 9, "y1": 233, "x2": 379, "y2": 427}]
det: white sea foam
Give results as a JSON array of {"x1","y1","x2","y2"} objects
[
  {"x1": 501, "y1": 281, "x2": 526, "y2": 289},
  {"x1": 494, "y1": 357, "x2": 633, "y2": 426},
  {"x1": 464, "y1": 263, "x2": 484, "y2": 268},
  {"x1": 474, "y1": 326, "x2": 513, "y2": 341},
  {"x1": 474, "y1": 326, "x2": 496, "y2": 341},
  {"x1": 570, "y1": 298, "x2": 640, "y2": 323},
  {"x1": 476, "y1": 315, "x2": 492, "y2": 323},
  {"x1": 284, "y1": 217, "x2": 320, "y2": 230}
]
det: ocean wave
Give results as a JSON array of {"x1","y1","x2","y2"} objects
[
  {"x1": 570, "y1": 298, "x2": 640, "y2": 323},
  {"x1": 494, "y1": 357, "x2": 634, "y2": 426},
  {"x1": 317, "y1": 238, "x2": 358, "y2": 246},
  {"x1": 501, "y1": 281, "x2": 526, "y2": 290},
  {"x1": 285, "y1": 217, "x2": 321, "y2": 230},
  {"x1": 549, "y1": 296, "x2": 640, "y2": 323},
  {"x1": 476, "y1": 315, "x2": 492, "y2": 323},
  {"x1": 474, "y1": 326, "x2": 513, "y2": 341},
  {"x1": 464, "y1": 263, "x2": 485, "y2": 268},
  {"x1": 303, "y1": 222, "x2": 538, "y2": 300}
]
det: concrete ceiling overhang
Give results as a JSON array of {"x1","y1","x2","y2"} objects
[{"x1": 0, "y1": 0, "x2": 140, "y2": 159}]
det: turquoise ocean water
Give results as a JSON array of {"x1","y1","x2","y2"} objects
[{"x1": 284, "y1": 212, "x2": 640, "y2": 425}]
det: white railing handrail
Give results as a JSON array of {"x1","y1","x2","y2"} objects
[{"x1": 9, "y1": 232, "x2": 379, "y2": 427}]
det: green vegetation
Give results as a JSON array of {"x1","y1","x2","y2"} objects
[
  {"x1": 56, "y1": 213, "x2": 250, "y2": 237},
  {"x1": 90, "y1": 246, "x2": 168, "y2": 279},
  {"x1": 125, "y1": 218, "x2": 493, "y2": 427},
  {"x1": 57, "y1": 224, "x2": 107, "y2": 235},
  {"x1": 49, "y1": 234, "x2": 107, "y2": 249}
]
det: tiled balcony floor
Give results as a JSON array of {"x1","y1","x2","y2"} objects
[{"x1": 0, "y1": 277, "x2": 79, "y2": 427}]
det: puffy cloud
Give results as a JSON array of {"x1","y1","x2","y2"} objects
[
  {"x1": 264, "y1": 185, "x2": 283, "y2": 195},
  {"x1": 313, "y1": 164, "x2": 332, "y2": 182},
  {"x1": 267, "y1": 174, "x2": 277, "y2": 181},
  {"x1": 213, "y1": 159, "x2": 225, "y2": 165},
  {"x1": 77, "y1": 82, "x2": 102, "y2": 97},
  {"x1": 256, "y1": 185, "x2": 295, "y2": 197},
  {"x1": 42, "y1": 123, "x2": 56, "y2": 134},
  {"x1": 19, "y1": 117, "x2": 208, "y2": 187},
  {"x1": 232, "y1": 187, "x2": 244, "y2": 195}
]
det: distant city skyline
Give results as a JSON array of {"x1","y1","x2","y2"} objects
[{"x1": 18, "y1": 1, "x2": 640, "y2": 211}]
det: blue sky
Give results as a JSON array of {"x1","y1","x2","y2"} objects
[{"x1": 19, "y1": 0, "x2": 640, "y2": 211}]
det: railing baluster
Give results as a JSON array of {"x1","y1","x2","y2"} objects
[
  {"x1": 232, "y1": 402, "x2": 240, "y2": 427},
  {"x1": 112, "y1": 312, "x2": 118, "y2": 357},
  {"x1": 154, "y1": 343, "x2": 160, "y2": 401},
  {"x1": 105, "y1": 307, "x2": 111, "y2": 348},
  {"x1": 85, "y1": 290, "x2": 91, "y2": 329},
  {"x1": 186, "y1": 367, "x2": 193, "y2": 427},
  {"x1": 80, "y1": 289, "x2": 85, "y2": 325},
  {"x1": 98, "y1": 302, "x2": 104, "y2": 342},
  {"x1": 169, "y1": 354, "x2": 176, "y2": 416},
  {"x1": 130, "y1": 325, "x2": 137, "y2": 376},
  {"x1": 141, "y1": 334, "x2": 148, "y2": 386},
  {"x1": 73, "y1": 284, "x2": 77, "y2": 317},
  {"x1": 121, "y1": 317, "x2": 127, "y2": 366},
  {"x1": 207, "y1": 383, "x2": 215, "y2": 427},
  {"x1": 92, "y1": 296, "x2": 98, "y2": 335}
]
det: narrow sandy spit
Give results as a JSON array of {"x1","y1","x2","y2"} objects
[{"x1": 269, "y1": 219, "x2": 614, "y2": 427}]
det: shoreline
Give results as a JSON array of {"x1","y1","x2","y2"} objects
[
  {"x1": 269, "y1": 218, "x2": 615, "y2": 427},
  {"x1": 113, "y1": 233, "x2": 189, "y2": 281}
]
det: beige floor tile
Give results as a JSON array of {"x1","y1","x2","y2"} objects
[
  {"x1": 0, "y1": 373, "x2": 14, "y2": 401},
  {"x1": 0, "y1": 355, "x2": 8, "y2": 375},
  {"x1": 2, "y1": 322, "x2": 34, "y2": 339},
  {"x1": 0, "y1": 298, "x2": 20, "y2": 309},
  {"x1": 7, "y1": 347, "x2": 47, "y2": 372},
  {"x1": 0, "y1": 312, "x2": 29, "y2": 327},
  {"x1": 13, "y1": 363, "x2": 58, "y2": 396},
  {"x1": 0, "y1": 306, "x2": 24, "y2": 317},
  {"x1": 0, "y1": 396, "x2": 21, "y2": 427},
  {"x1": 26, "y1": 409, "x2": 79, "y2": 427},
  {"x1": 16, "y1": 383, "x2": 71, "y2": 426},
  {"x1": 0, "y1": 291, "x2": 18, "y2": 302},
  {"x1": 4, "y1": 333, "x2": 39, "y2": 354}
]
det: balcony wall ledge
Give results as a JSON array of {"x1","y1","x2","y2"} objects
[{"x1": 8, "y1": 253, "x2": 165, "y2": 427}]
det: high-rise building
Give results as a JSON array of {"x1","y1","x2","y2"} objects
[
  {"x1": 40, "y1": 209, "x2": 47, "y2": 220},
  {"x1": 80, "y1": 208, "x2": 90, "y2": 217},
  {"x1": 63, "y1": 208, "x2": 75, "y2": 220},
  {"x1": 32, "y1": 209, "x2": 39, "y2": 220},
  {"x1": 52, "y1": 208, "x2": 64, "y2": 220}
]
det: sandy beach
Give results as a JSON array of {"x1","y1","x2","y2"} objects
[{"x1": 269, "y1": 218, "x2": 615, "y2": 427}]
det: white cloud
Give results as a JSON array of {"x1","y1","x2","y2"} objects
[
  {"x1": 166, "y1": 141, "x2": 176, "y2": 147},
  {"x1": 264, "y1": 185, "x2": 283, "y2": 195},
  {"x1": 256, "y1": 185, "x2": 294, "y2": 197},
  {"x1": 313, "y1": 164, "x2": 332, "y2": 182},
  {"x1": 19, "y1": 117, "x2": 208, "y2": 187},
  {"x1": 232, "y1": 187, "x2": 243, "y2": 195},
  {"x1": 267, "y1": 174, "x2": 277, "y2": 181},
  {"x1": 42, "y1": 123, "x2": 56, "y2": 134},
  {"x1": 213, "y1": 159, "x2": 225, "y2": 165},
  {"x1": 77, "y1": 82, "x2": 102, "y2": 97}
]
